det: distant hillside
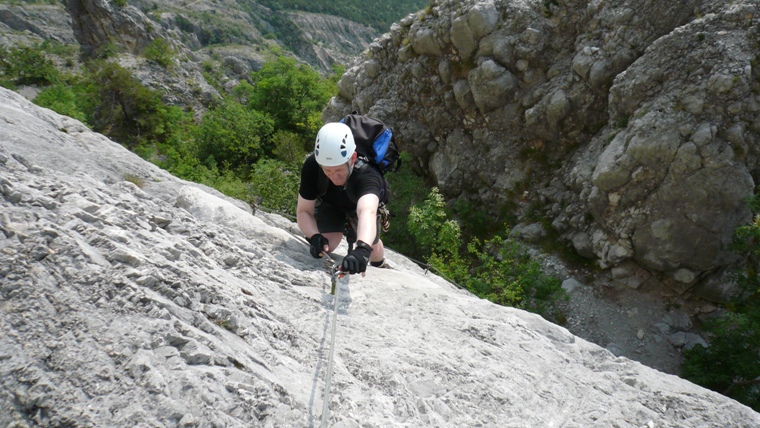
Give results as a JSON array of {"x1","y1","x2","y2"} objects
[{"x1": 257, "y1": 0, "x2": 430, "y2": 32}]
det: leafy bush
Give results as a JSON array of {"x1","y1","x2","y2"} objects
[
  {"x1": 0, "y1": 45, "x2": 60, "y2": 86},
  {"x1": 271, "y1": 130, "x2": 310, "y2": 164},
  {"x1": 459, "y1": 236, "x2": 565, "y2": 314},
  {"x1": 194, "y1": 99, "x2": 275, "y2": 171},
  {"x1": 248, "y1": 158, "x2": 301, "y2": 216},
  {"x1": 407, "y1": 187, "x2": 566, "y2": 318},
  {"x1": 83, "y1": 60, "x2": 178, "y2": 147},
  {"x1": 682, "y1": 192, "x2": 760, "y2": 411},
  {"x1": 34, "y1": 84, "x2": 89, "y2": 123},
  {"x1": 142, "y1": 38, "x2": 176, "y2": 69},
  {"x1": 383, "y1": 152, "x2": 432, "y2": 257},
  {"x1": 408, "y1": 187, "x2": 461, "y2": 257},
  {"x1": 682, "y1": 309, "x2": 760, "y2": 411},
  {"x1": 245, "y1": 56, "x2": 336, "y2": 139}
]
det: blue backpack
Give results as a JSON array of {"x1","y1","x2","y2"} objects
[
  {"x1": 340, "y1": 112, "x2": 401, "y2": 175},
  {"x1": 316, "y1": 113, "x2": 400, "y2": 204}
]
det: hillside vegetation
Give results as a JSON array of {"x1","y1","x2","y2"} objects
[{"x1": 258, "y1": 0, "x2": 429, "y2": 31}]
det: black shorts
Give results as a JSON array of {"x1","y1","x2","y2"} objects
[{"x1": 315, "y1": 200, "x2": 381, "y2": 244}]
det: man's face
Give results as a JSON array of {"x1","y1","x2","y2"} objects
[{"x1": 321, "y1": 163, "x2": 351, "y2": 186}]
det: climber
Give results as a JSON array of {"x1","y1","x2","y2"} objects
[{"x1": 296, "y1": 122, "x2": 390, "y2": 276}]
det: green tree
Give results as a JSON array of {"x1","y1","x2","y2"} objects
[
  {"x1": 194, "y1": 99, "x2": 275, "y2": 171},
  {"x1": 83, "y1": 60, "x2": 177, "y2": 147},
  {"x1": 142, "y1": 38, "x2": 176, "y2": 69},
  {"x1": 407, "y1": 187, "x2": 565, "y2": 318},
  {"x1": 271, "y1": 129, "x2": 310, "y2": 164},
  {"x1": 0, "y1": 45, "x2": 60, "y2": 86},
  {"x1": 407, "y1": 187, "x2": 461, "y2": 257},
  {"x1": 248, "y1": 158, "x2": 301, "y2": 216},
  {"x1": 682, "y1": 195, "x2": 760, "y2": 411},
  {"x1": 246, "y1": 57, "x2": 335, "y2": 139},
  {"x1": 34, "y1": 84, "x2": 89, "y2": 123}
]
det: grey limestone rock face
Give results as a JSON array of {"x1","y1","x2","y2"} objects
[
  {"x1": 323, "y1": 0, "x2": 759, "y2": 299},
  {"x1": 2, "y1": 85, "x2": 759, "y2": 428}
]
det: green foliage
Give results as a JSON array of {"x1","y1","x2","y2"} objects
[
  {"x1": 452, "y1": 198, "x2": 502, "y2": 241},
  {"x1": 0, "y1": 44, "x2": 60, "y2": 85},
  {"x1": 408, "y1": 187, "x2": 461, "y2": 257},
  {"x1": 614, "y1": 115, "x2": 629, "y2": 128},
  {"x1": 245, "y1": 56, "x2": 336, "y2": 139},
  {"x1": 682, "y1": 309, "x2": 760, "y2": 411},
  {"x1": 247, "y1": 158, "x2": 301, "y2": 216},
  {"x1": 34, "y1": 84, "x2": 90, "y2": 123},
  {"x1": 462, "y1": 235, "x2": 566, "y2": 315},
  {"x1": 682, "y1": 189, "x2": 760, "y2": 411},
  {"x1": 383, "y1": 152, "x2": 432, "y2": 257},
  {"x1": 142, "y1": 38, "x2": 176, "y2": 69},
  {"x1": 407, "y1": 188, "x2": 566, "y2": 318},
  {"x1": 271, "y1": 130, "x2": 310, "y2": 164},
  {"x1": 95, "y1": 42, "x2": 122, "y2": 59},
  {"x1": 83, "y1": 61, "x2": 177, "y2": 147},
  {"x1": 194, "y1": 99, "x2": 275, "y2": 171},
  {"x1": 113, "y1": 0, "x2": 127, "y2": 7},
  {"x1": 255, "y1": 0, "x2": 429, "y2": 32}
]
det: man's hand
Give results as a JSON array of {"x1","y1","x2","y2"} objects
[
  {"x1": 308, "y1": 234, "x2": 329, "y2": 258},
  {"x1": 341, "y1": 241, "x2": 372, "y2": 274}
]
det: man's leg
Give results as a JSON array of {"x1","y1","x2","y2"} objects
[
  {"x1": 323, "y1": 232, "x2": 344, "y2": 252},
  {"x1": 315, "y1": 200, "x2": 347, "y2": 253},
  {"x1": 370, "y1": 239, "x2": 385, "y2": 264}
]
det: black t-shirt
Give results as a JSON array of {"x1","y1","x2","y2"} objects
[{"x1": 299, "y1": 154, "x2": 386, "y2": 214}]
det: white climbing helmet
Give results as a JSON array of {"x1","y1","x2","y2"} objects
[{"x1": 314, "y1": 122, "x2": 355, "y2": 167}]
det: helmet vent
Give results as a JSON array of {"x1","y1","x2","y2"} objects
[{"x1": 340, "y1": 134, "x2": 347, "y2": 157}]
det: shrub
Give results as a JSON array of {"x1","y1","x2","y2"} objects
[
  {"x1": 246, "y1": 56, "x2": 336, "y2": 139},
  {"x1": 143, "y1": 38, "x2": 176, "y2": 69},
  {"x1": 407, "y1": 187, "x2": 566, "y2": 318},
  {"x1": 72, "y1": 60, "x2": 189, "y2": 149},
  {"x1": 34, "y1": 84, "x2": 89, "y2": 123},
  {"x1": 194, "y1": 99, "x2": 275, "y2": 171},
  {"x1": 0, "y1": 45, "x2": 60, "y2": 85},
  {"x1": 384, "y1": 152, "x2": 431, "y2": 258},
  {"x1": 682, "y1": 191, "x2": 760, "y2": 411},
  {"x1": 271, "y1": 129, "x2": 310, "y2": 164},
  {"x1": 407, "y1": 187, "x2": 461, "y2": 257},
  {"x1": 682, "y1": 309, "x2": 760, "y2": 411},
  {"x1": 248, "y1": 158, "x2": 301, "y2": 216}
]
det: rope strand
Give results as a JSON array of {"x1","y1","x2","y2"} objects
[{"x1": 321, "y1": 263, "x2": 344, "y2": 427}]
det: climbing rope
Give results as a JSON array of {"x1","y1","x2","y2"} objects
[{"x1": 321, "y1": 262, "x2": 346, "y2": 427}]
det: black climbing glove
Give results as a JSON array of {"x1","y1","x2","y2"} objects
[
  {"x1": 341, "y1": 241, "x2": 373, "y2": 274},
  {"x1": 309, "y1": 234, "x2": 329, "y2": 258}
]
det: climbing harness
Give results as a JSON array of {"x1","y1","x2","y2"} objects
[{"x1": 321, "y1": 260, "x2": 347, "y2": 427}]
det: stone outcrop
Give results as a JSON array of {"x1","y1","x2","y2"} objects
[
  {"x1": 0, "y1": 4, "x2": 77, "y2": 47},
  {"x1": 63, "y1": 0, "x2": 160, "y2": 57},
  {"x1": 2, "y1": 85, "x2": 759, "y2": 428},
  {"x1": 286, "y1": 12, "x2": 378, "y2": 72},
  {"x1": 323, "y1": 0, "x2": 760, "y2": 300}
]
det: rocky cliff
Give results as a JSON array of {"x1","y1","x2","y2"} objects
[
  {"x1": 323, "y1": 0, "x2": 760, "y2": 301},
  {"x1": 1, "y1": 0, "x2": 379, "y2": 111},
  {"x1": 2, "y1": 85, "x2": 759, "y2": 427}
]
